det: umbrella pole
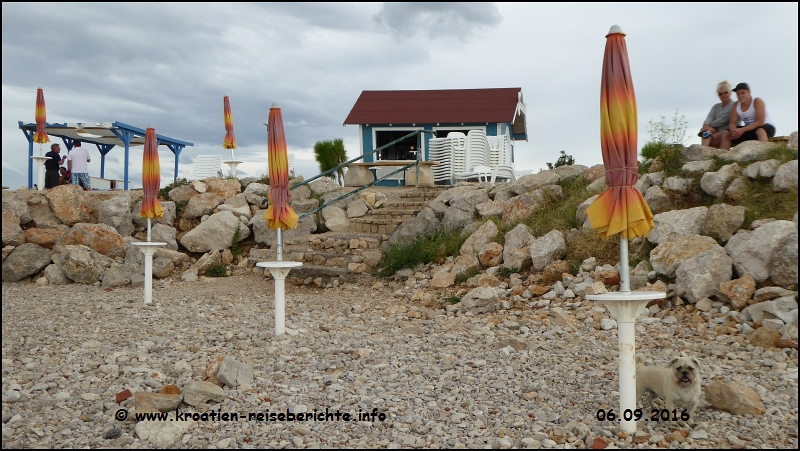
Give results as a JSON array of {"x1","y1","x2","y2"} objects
[
  {"x1": 276, "y1": 228, "x2": 283, "y2": 262},
  {"x1": 147, "y1": 218, "x2": 152, "y2": 242},
  {"x1": 619, "y1": 236, "x2": 630, "y2": 292}
]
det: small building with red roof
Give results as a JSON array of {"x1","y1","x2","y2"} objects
[{"x1": 343, "y1": 88, "x2": 527, "y2": 165}]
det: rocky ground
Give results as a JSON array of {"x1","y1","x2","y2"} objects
[{"x1": 2, "y1": 273, "x2": 797, "y2": 449}]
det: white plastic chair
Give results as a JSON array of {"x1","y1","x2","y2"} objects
[
  {"x1": 490, "y1": 164, "x2": 517, "y2": 183},
  {"x1": 287, "y1": 153, "x2": 296, "y2": 177},
  {"x1": 190, "y1": 155, "x2": 223, "y2": 180},
  {"x1": 454, "y1": 130, "x2": 491, "y2": 182}
]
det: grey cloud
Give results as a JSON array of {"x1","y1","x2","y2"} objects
[{"x1": 373, "y1": 2, "x2": 501, "y2": 40}]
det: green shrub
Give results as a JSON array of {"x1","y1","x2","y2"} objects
[
  {"x1": 455, "y1": 268, "x2": 481, "y2": 285},
  {"x1": 204, "y1": 263, "x2": 227, "y2": 278},
  {"x1": 546, "y1": 150, "x2": 575, "y2": 170},
  {"x1": 158, "y1": 178, "x2": 189, "y2": 201},
  {"x1": 174, "y1": 200, "x2": 189, "y2": 218},
  {"x1": 441, "y1": 295, "x2": 463, "y2": 305},
  {"x1": 376, "y1": 230, "x2": 468, "y2": 278},
  {"x1": 646, "y1": 109, "x2": 688, "y2": 147},
  {"x1": 230, "y1": 225, "x2": 242, "y2": 257}
]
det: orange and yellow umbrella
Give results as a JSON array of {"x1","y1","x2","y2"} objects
[
  {"x1": 264, "y1": 104, "x2": 298, "y2": 230},
  {"x1": 585, "y1": 27, "x2": 654, "y2": 240},
  {"x1": 139, "y1": 127, "x2": 163, "y2": 221},
  {"x1": 223, "y1": 96, "x2": 236, "y2": 150},
  {"x1": 34, "y1": 88, "x2": 49, "y2": 145}
]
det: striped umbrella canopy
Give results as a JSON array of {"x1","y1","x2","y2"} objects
[
  {"x1": 139, "y1": 127, "x2": 163, "y2": 221},
  {"x1": 34, "y1": 88, "x2": 50, "y2": 145},
  {"x1": 223, "y1": 96, "x2": 236, "y2": 150},
  {"x1": 264, "y1": 104, "x2": 298, "y2": 230},
  {"x1": 585, "y1": 27, "x2": 654, "y2": 239}
]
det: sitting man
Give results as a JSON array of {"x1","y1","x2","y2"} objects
[
  {"x1": 59, "y1": 167, "x2": 72, "y2": 185},
  {"x1": 720, "y1": 83, "x2": 776, "y2": 150},
  {"x1": 697, "y1": 81, "x2": 733, "y2": 148}
]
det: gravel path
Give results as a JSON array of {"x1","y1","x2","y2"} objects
[{"x1": 2, "y1": 274, "x2": 797, "y2": 448}]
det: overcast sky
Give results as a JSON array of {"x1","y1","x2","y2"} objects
[{"x1": 3, "y1": 2, "x2": 798, "y2": 189}]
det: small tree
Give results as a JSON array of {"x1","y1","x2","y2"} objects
[
  {"x1": 313, "y1": 138, "x2": 348, "y2": 186},
  {"x1": 546, "y1": 150, "x2": 575, "y2": 170}
]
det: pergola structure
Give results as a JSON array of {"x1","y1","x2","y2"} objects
[{"x1": 18, "y1": 121, "x2": 193, "y2": 190}]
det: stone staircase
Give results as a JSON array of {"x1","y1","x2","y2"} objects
[{"x1": 276, "y1": 186, "x2": 449, "y2": 286}]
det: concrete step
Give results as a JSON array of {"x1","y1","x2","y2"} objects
[
  {"x1": 285, "y1": 265, "x2": 357, "y2": 287},
  {"x1": 349, "y1": 218, "x2": 405, "y2": 235}
]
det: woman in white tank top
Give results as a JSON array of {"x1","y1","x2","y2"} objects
[{"x1": 720, "y1": 82, "x2": 776, "y2": 150}]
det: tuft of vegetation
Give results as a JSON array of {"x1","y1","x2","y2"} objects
[
  {"x1": 158, "y1": 178, "x2": 189, "y2": 201},
  {"x1": 313, "y1": 138, "x2": 348, "y2": 186},
  {"x1": 376, "y1": 230, "x2": 468, "y2": 278},
  {"x1": 500, "y1": 267, "x2": 517, "y2": 277},
  {"x1": 639, "y1": 109, "x2": 689, "y2": 177},
  {"x1": 441, "y1": 295, "x2": 463, "y2": 305},
  {"x1": 646, "y1": 109, "x2": 688, "y2": 147},
  {"x1": 517, "y1": 178, "x2": 588, "y2": 236},
  {"x1": 204, "y1": 263, "x2": 228, "y2": 278},
  {"x1": 174, "y1": 200, "x2": 189, "y2": 218},
  {"x1": 230, "y1": 225, "x2": 242, "y2": 257},
  {"x1": 546, "y1": 150, "x2": 575, "y2": 170},
  {"x1": 766, "y1": 143, "x2": 798, "y2": 164},
  {"x1": 565, "y1": 228, "x2": 655, "y2": 271},
  {"x1": 455, "y1": 268, "x2": 481, "y2": 285},
  {"x1": 734, "y1": 177, "x2": 798, "y2": 226}
]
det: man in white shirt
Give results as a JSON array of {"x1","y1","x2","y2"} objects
[{"x1": 67, "y1": 139, "x2": 92, "y2": 191}]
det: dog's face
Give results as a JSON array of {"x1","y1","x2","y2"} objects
[{"x1": 669, "y1": 356, "x2": 700, "y2": 387}]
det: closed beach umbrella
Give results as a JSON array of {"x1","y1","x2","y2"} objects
[
  {"x1": 34, "y1": 88, "x2": 50, "y2": 146},
  {"x1": 585, "y1": 26, "x2": 653, "y2": 240},
  {"x1": 264, "y1": 104, "x2": 298, "y2": 230},
  {"x1": 139, "y1": 127, "x2": 163, "y2": 226},
  {"x1": 223, "y1": 96, "x2": 236, "y2": 152}
]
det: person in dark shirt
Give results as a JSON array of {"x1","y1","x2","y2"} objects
[{"x1": 44, "y1": 143, "x2": 66, "y2": 189}]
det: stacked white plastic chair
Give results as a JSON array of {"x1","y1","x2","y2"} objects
[
  {"x1": 455, "y1": 130, "x2": 492, "y2": 182},
  {"x1": 448, "y1": 132, "x2": 467, "y2": 179},
  {"x1": 190, "y1": 155, "x2": 223, "y2": 180},
  {"x1": 489, "y1": 134, "x2": 516, "y2": 182},
  {"x1": 428, "y1": 137, "x2": 453, "y2": 183}
]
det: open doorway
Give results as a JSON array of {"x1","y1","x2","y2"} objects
[{"x1": 375, "y1": 130, "x2": 419, "y2": 161}]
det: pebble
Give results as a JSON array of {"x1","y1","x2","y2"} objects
[{"x1": 1, "y1": 275, "x2": 797, "y2": 448}]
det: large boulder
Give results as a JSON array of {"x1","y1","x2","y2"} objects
[
  {"x1": 54, "y1": 223, "x2": 126, "y2": 259},
  {"x1": 2, "y1": 243, "x2": 52, "y2": 282},
  {"x1": 180, "y1": 211, "x2": 250, "y2": 253},
  {"x1": 674, "y1": 245, "x2": 733, "y2": 303},
  {"x1": 243, "y1": 182, "x2": 270, "y2": 206},
  {"x1": 441, "y1": 206, "x2": 474, "y2": 232},
  {"x1": 701, "y1": 203, "x2": 745, "y2": 243},
  {"x1": 724, "y1": 220, "x2": 797, "y2": 284},
  {"x1": 644, "y1": 185, "x2": 671, "y2": 214},
  {"x1": 250, "y1": 210, "x2": 316, "y2": 246},
  {"x1": 460, "y1": 220, "x2": 498, "y2": 255},
  {"x1": 700, "y1": 163, "x2": 739, "y2": 198},
  {"x1": 132, "y1": 200, "x2": 176, "y2": 228},
  {"x1": 451, "y1": 253, "x2": 480, "y2": 280},
  {"x1": 151, "y1": 223, "x2": 178, "y2": 251},
  {"x1": 291, "y1": 198, "x2": 320, "y2": 214},
  {"x1": 4, "y1": 193, "x2": 32, "y2": 225},
  {"x1": 98, "y1": 194, "x2": 134, "y2": 237},
  {"x1": 168, "y1": 184, "x2": 199, "y2": 203},
  {"x1": 772, "y1": 160, "x2": 798, "y2": 192},
  {"x1": 389, "y1": 208, "x2": 439, "y2": 245},
  {"x1": 683, "y1": 144, "x2": 726, "y2": 161},
  {"x1": 719, "y1": 141, "x2": 774, "y2": 163},
  {"x1": 2, "y1": 202, "x2": 25, "y2": 246},
  {"x1": 551, "y1": 164, "x2": 588, "y2": 182},
  {"x1": 101, "y1": 264, "x2": 135, "y2": 288},
  {"x1": 502, "y1": 190, "x2": 545, "y2": 225},
  {"x1": 664, "y1": 176, "x2": 693, "y2": 194},
  {"x1": 45, "y1": 184, "x2": 92, "y2": 226},
  {"x1": 309, "y1": 178, "x2": 341, "y2": 196},
  {"x1": 181, "y1": 192, "x2": 224, "y2": 219},
  {"x1": 59, "y1": 245, "x2": 114, "y2": 284},
  {"x1": 743, "y1": 159, "x2": 781, "y2": 179},
  {"x1": 29, "y1": 204, "x2": 63, "y2": 229},
  {"x1": 460, "y1": 286, "x2": 501, "y2": 314},
  {"x1": 450, "y1": 189, "x2": 490, "y2": 215},
  {"x1": 647, "y1": 207, "x2": 709, "y2": 245},
  {"x1": 576, "y1": 195, "x2": 599, "y2": 224},
  {"x1": 528, "y1": 230, "x2": 566, "y2": 271},
  {"x1": 204, "y1": 178, "x2": 241, "y2": 200},
  {"x1": 650, "y1": 235, "x2": 719, "y2": 277},
  {"x1": 321, "y1": 206, "x2": 350, "y2": 233},
  {"x1": 681, "y1": 160, "x2": 714, "y2": 176},
  {"x1": 24, "y1": 228, "x2": 65, "y2": 249},
  {"x1": 512, "y1": 171, "x2": 561, "y2": 195},
  {"x1": 502, "y1": 224, "x2": 533, "y2": 272},
  {"x1": 769, "y1": 231, "x2": 798, "y2": 289}
]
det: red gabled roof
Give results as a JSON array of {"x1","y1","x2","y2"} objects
[{"x1": 343, "y1": 88, "x2": 524, "y2": 125}]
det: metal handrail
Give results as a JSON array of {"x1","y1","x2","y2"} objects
[
  {"x1": 290, "y1": 129, "x2": 433, "y2": 190},
  {"x1": 297, "y1": 162, "x2": 418, "y2": 220}
]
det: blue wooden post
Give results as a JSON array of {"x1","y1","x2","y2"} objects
[
  {"x1": 22, "y1": 127, "x2": 34, "y2": 189},
  {"x1": 111, "y1": 129, "x2": 135, "y2": 190},
  {"x1": 166, "y1": 144, "x2": 183, "y2": 182},
  {"x1": 97, "y1": 144, "x2": 115, "y2": 179}
]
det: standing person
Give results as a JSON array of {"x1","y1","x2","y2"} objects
[
  {"x1": 720, "y1": 83, "x2": 776, "y2": 150},
  {"x1": 67, "y1": 139, "x2": 92, "y2": 191},
  {"x1": 697, "y1": 81, "x2": 734, "y2": 148},
  {"x1": 44, "y1": 143, "x2": 66, "y2": 189}
]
